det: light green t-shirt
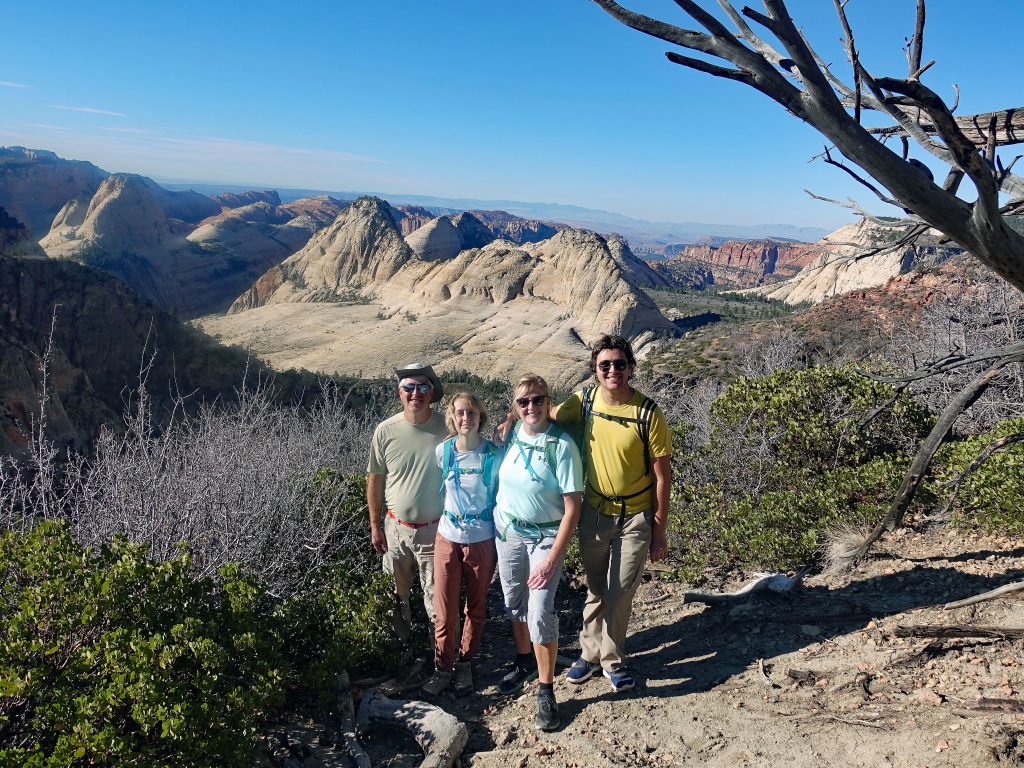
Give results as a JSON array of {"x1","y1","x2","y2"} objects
[{"x1": 367, "y1": 411, "x2": 448, "y2": 523}]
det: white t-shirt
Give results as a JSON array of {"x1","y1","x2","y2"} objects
[{"x1": 436, "y1": 438, "x2": 501, "y2": 545}]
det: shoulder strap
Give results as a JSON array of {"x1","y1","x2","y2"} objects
[
  {"x1": 481, "y1": 440, "x2": 497, "y2": 486},
  {"x1": 581, "y1": 385, "x2": 595, "y2": 424},
  {"x1": 636, "y1": 396, "x2": 656, "y2": 476},
  {"x1": 440, "y1": 436, "x2": 457, "y2": 492},
  {"x1": 543, "y1": 424, "x2": 563, "y2": 476}
]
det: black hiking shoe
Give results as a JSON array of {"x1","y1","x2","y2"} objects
[
  {"x1": 497, "y1": 662, "x2": 538, "y2": 695},
  {"x1": 535, "y1": 691, "x2": 560, "y2": 731}
]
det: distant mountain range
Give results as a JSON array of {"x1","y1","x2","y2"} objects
[{"x1": 158, "y1": 181, "x2": 831, "y2": 247}]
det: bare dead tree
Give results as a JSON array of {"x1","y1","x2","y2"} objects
[{"x1": 590, "y1": 0, "x2": 1024, "y2": 292}]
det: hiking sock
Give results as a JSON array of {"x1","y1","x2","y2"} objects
[
  {"x1": 538, "y1": 682, "x2": 554, "y2": 695},
  {"x1": 516, "y1": 652, "x2": 534, "y2": 671}
]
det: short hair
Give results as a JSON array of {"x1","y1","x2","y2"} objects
[
  {"x1": 513, "y1": 373, "x2": 550, "y2": 401},
  {"x1": 589, "y1": 334, "x2": 636, "y2": 372},
  {"x1": 445, "y1": 392, "x2": 488, "y2": 434}
]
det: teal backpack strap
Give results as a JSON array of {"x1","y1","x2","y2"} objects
[
  {"x1": 439, "y1": 436, "x2": 456, "y2": 494},
  {"x1": 543, "y1": 424, "x2": 563, "y2": 478}
]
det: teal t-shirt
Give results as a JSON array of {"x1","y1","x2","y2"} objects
[{"x1": 494, "y1": 424, "x2": 583, "y2": 531}]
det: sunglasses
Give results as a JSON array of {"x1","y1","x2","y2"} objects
[
  {"x1": 597, "y1": 359, "x2": 629, "y2": 372},
  {"x1": 515, "y1": 395, "x2": 547, "y2": 409},
  {"x1": 400, "y1": 383, "x2": 433, "y2": 395}
]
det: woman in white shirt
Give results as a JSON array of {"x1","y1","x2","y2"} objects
[{"x1": 420, "y1": 392, "x2": 501, "y2": 697}]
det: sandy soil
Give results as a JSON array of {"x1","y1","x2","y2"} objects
[
  {"x1": 196, "y1": 299, "x2": 593, "y2": 389},
  {"x1": 265, "y1": 522, "x2": 1024, "y2": 768}
]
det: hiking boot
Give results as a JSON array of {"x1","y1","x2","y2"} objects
[
  {"x1": 534, "y1": 691, "x2": 560, "y2": 731},
  {"x1": 603, "y1": 667, "x2": 635, "y2": 693},
  {"x1": 420, "y1": 669, "x2": 452, "y2": 698},
  {"x1": 565, "y1": 657, "x2": 598, "y2": 684},
  {"x1": 497, "y1": 662, "x2": 538, "y2": 695},
  {"x1": 453, "y1": 660, "x2": 474, "y2": 693}
]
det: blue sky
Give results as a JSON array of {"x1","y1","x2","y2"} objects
[{"x1": 1, "y1": 0, "x2": 1018, "y2": 230}]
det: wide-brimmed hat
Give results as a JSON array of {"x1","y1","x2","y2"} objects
[{"x1": 394, "y1": 363, "x2": 444, "y2": 403}]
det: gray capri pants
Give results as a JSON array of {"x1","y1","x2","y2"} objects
[{"x1": 495, "y1": 526, "x2": 563, "y2": 645}]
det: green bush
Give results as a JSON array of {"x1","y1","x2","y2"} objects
[
  {"x1": 671, "y1": 367, "x2": 932, "y2": 577},
  {"x1": 281, "y1": 470, "x2": 401, "y2": 703},
  {"x1": 932, "y1": 417, "x2": 1024, "y2": 534},
  {"x1": 0, "y1": 522, "x2": 284, "y2": 768}
]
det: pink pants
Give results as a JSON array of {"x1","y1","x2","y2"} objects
[{"x1": 433, "y1": 533, "x2": 497, "y2": 672}]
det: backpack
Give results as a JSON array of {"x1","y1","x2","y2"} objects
[
  {"x1": 509, "y1": 422, "x2": 565, "y2": 482},
  {"x1": 439, "y1": 437, "x2": 499, "y2": 522},
  {"x1": 580, "y1": 384, "x2": 656, "y2": 477}
]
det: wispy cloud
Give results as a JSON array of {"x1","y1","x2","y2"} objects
[
  {"x1": 155, "y1": 134, "x2": 379, "y2": 164},
  {"x1": 99, "y1": 126, "x2": 150, "y2": 135},
  {"x1": 50, "y1": 104, "x2": 126, "y2": 117},
  {"x1": 0, "y1": 81, "x2": 31, "y2": 88}
]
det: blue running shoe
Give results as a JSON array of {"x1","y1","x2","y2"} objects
[
  {"x1": 603, "y1": 667, "x2": 635, "y2": 692},
  {"x1": 566, "y1": 657, "x2": 599, "y2": 684}
]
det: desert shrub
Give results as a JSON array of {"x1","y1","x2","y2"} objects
[
  {"x1": 0, "y1": 380, "x2": 377, "y2": 598},
  {"x1": 671, "y1": 367, "x2": 932, "y2": 576},
  {"x1": 0, "y1": 521, "x2": 284, "y2": 768},
  {"x1": 932, "y1": 417, "x2": 1024, "y2": 534}
]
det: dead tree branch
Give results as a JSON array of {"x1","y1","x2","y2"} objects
[
  {"x1": 944, "y1": 581, "x2": 1024, "y2": 610},
  {"x1": 590, "y1": 0, "x2": 1024, "y2": 292},
  {"x1": 938, "y1": 432, "x2": 1024, "y2": 517},
  {"x1": 849, "y1": 352, "x2": 1023, "y2": 566},
  {"x1": 894, "y1": 624, "x2": 1024, "y2": 639}
]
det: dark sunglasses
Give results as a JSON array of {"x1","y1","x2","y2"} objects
[
  {"x1": 515, "y1": 395, "x2": 547, "y2": 409},
  {"x1": 400, "y1": 383, "x2": 433, "y2": 395},
  {"x1": 597, "y1": 359, "x2": 629, "y2": 372}
]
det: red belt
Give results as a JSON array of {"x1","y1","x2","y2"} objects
[{"x1": 387, "y1": 509, "x2": 441, "y2": 529}]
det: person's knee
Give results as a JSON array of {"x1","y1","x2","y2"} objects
[{"x1": 528, "y1": 608, "x2": 559, "y2": 645}]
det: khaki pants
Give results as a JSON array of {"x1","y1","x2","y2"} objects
[
  {"x1": 433, "y1": 534, "x2": 497, "y2": 672},
  {"x1": 383, "y1": 514, "x2": 438, "y2": 647},
  {"x1": 578, "y1": 502, "x2": 652, "y2": 671}
]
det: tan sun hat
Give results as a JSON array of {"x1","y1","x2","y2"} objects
[{"x1": 394, "y1": 362, "x2": 444, "y2": 404}]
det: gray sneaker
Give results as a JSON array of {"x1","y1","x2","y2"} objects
[
  {"x1": 535, "y1": 692, "x2": 560, "y2": 731},
  {"x1": 420, "y1": 669, "x2": 452, "y2": 698},
  {"x1": 453, "y1": 660, "x2": 474, "y2": 693}
]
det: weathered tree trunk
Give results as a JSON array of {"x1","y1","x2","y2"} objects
[{"x1": 356, "y1": 690, "x2": 468, "y2": 768}]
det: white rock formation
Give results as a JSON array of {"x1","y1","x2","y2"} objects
[{"x1": 750, "y1": 220, "x2": 962, "y2": 305}]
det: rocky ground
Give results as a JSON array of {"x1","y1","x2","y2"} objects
[{"x1": 266, "y1": 522, "x2": 1024, "y2": 768}]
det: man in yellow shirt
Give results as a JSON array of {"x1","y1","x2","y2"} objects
[{"x1": 553, "y1": 335, "x2": 672, "y2": 692}]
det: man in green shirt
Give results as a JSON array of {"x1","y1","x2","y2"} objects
[{"x1": 367, "y1": 363, "x2": 449, "y2": 651}]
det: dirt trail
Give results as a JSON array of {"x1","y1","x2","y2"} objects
[{"x1": 270, "y1": 523, "x2": 1024, "y2": 768}]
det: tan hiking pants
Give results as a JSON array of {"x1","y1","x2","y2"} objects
[
  {"x1": 578, "y1": 502, "x2": 652, "y2": 671},
  {"x1": 383, "y1": 514, "x2": 438, "y2": 647}
]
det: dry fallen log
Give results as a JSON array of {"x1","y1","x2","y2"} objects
[
  {"x1": 357, "y1": 690, "x2": 468, "y2": 768},
  {"x1": 337, "y1": 672, "x2": 371, "y2": 768},
  {"x1": 966, "y1": 698, "x2": 1024, "y2": 713},
  {"x1": 682, "y1": 569, "x2": 808, "y2": 605},
  {"x1": 944, "y1": 581, "x2": 1024, "y2": 610},
  {"x1": 894, "y1": 624, "x2": 1024, "y2": 639}
]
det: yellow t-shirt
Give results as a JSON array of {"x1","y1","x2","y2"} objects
[{"x1": 554, "y1": 387, "x2": 671, "y2": 515}]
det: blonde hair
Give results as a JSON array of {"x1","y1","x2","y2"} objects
[
  {"x1": 513, "y1": 373, "x2": 550, "y2": 401},
  {"x1": 444, "y1": 392, "x2": 488, "y2": 434}
]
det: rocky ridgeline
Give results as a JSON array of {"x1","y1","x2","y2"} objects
[
  {"x1": 0, "y1": 256, "x2": 265, "y2": 456},
  {"x1": 655, "y1": 238, "x2": 821, "y2": 289},
  {"x1": 213, "y1": 189, "x2": 282, "y2": 209},
  {"x1": 229, "y1": 196, "x2": 674, "y2": 358},
  {"x1": 752, "y1": 220, "x2": 964, "y2": 305},
  {"x1": 391, "y1": 204, "x2": 437, "y2": 236},
  {"x1": 0, "y1": 147, "x2": 107, "y2": 239},
  {"x1": 35, "y1": 173, "x2": 345, "y2": 317},
  {"x1": 0, "y1": 206, "x2": 46, "y2": 260}
]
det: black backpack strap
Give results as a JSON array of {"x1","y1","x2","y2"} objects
[{"x1": 636, "y1": 396, "x2": 656, "y2": 477}]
